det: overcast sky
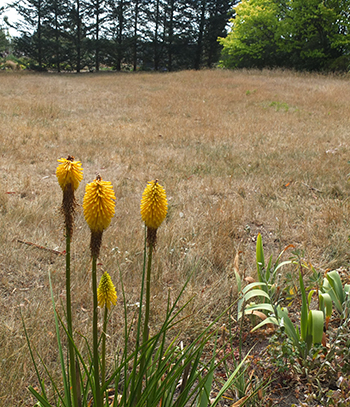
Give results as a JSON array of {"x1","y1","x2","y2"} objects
[{"x1": 1, "y1": 2, "x2": 20, "y2": 37}]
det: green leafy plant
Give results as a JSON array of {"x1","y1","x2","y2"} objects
[
  {"x1": 322, "y1": 270, "x2": 350, "y2": 317},
  {"x1": 236, "y1": 234, "x2": 293, "y2": 326},
  {"x1": 267, "y1": 328, "x2": 300, "y2": 375},
  {"x1": 256, "y1": 233, "x2": 293, "y2": 297},
  {"x1": 218, "y1": 361, "x2": 266, "y2": 407},
  {"x1": 318, "y1": 299, "x2": 350, "y2": 375},
  {"x1": 319, "y1": 292, "x2": 333, "y2": 329},
  {"x1": 237, "y1": 235, "x2": 326, "y2": 363},
  {"x1": 276, "y1": 269, "x2": 324, "y2": 361},
  {"x1": 248, "y1": 270, "x2": 324, "y2": 362}
]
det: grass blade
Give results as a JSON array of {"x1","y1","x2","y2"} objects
[
  {"x1": 48, "y1": 271, "x2": 71, "y2": 406},
  {"x1": 28, "y1": 386, "x2": 53, "y2": 407}
]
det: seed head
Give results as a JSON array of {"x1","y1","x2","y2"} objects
[
  {"x1": 97, "y1": 272, "x2": 117, "y2": 310},
  {"x1": 140, "y1": 180, "x2": 168, "y2": 230},
  {"x1": 56, "y1": 156, "x2": 83, "y2": 191},
  {"x1": 83, "y1": 175, "x2": 116, "y2": 233}
]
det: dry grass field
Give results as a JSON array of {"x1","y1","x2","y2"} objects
[{"x1": 0, "y1": 69, "x2": 349, "y2": 406}]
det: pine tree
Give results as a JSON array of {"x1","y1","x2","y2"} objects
[
  {"x1": 132, "y1": 0, "x2": 139, "y2": 70},
  {"x1": 106, "y1": 0, "x2": 133, "y2": 70},
  {"x1": 0, "y1": 24, "x2": 11, "y2": 55},
  {"x1": 204, "y1": 0, "x2": 233, "y2": 67},
  {"x1": 85, "y1": 0, "x2": 109, "y2": 71},
  {"x1": 193, "y1": 0, "x2": 206, "y2": 70},
  {"x1": 44, "y1": 0, "x2": 72, "y2": 71},
  {"x1": 14, "y1": 0, "x2": 50, "y2": 70}
]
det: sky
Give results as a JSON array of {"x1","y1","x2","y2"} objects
[{"x1": 1, "y1": 1, "x2": 20, "y2": 37}]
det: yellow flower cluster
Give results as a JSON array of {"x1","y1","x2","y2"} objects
[
  {"x1": 97, "y1": 272, "x2": 117, "y2": 310},
  {"x1": 140, "y1": 180, "x2": 168, "y2": 230},
  {"x1": 56, "y1": 156, "x2": 83, "y2": 191},
  {"x1": 83, "y1": 176, "x2": 116, "y2": 233}
]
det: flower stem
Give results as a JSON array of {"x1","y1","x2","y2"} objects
[
  {"x1": 139, "y1": 238, "x2": 154, "y2": 391},
  {"x1": 92, "y1": 256, "x2": 102, "y2": 407},
  {"x1": 66, "y1": 229, "x2": 79, "y2": 407},
  {"x1": 142, "y1": 240, "x2": 153, "y2": 348},
  {"x1": 101, "y1": 306, "x2": 108, "y2": 389}
]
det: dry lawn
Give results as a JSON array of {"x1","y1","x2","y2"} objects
[{"x1": 0, "y1": 69, "x2": 349, "y2": 406}]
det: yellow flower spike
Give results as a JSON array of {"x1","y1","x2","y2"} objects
[
  {"x1": 56, "y1": 155, "x2": 83, "y2": 191},
  {"x1": 97, "y1": 272, "x2": 117, "y2": 310},
  {"x1": 83, "y1": 175, "x2": 116, "y2": 233},
  {"x1": 140, "y1": 180, "x2": 168, "y2": 230}
]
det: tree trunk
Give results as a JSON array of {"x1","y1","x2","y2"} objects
[
  {"x1": 38, "y1": 0, "x2": 42, "y2": 70},
  {"x1": 54, "y1": 0, "x2": 60, "y2": 72},
  {"x1": 95, "y1": 0, "x2": 100, "y2": 71},
  {"x1": 116, "y1": 0, "x2": 124, "y2": 71},
  {"x1": 167, "y1": 0, "x2": 174, "y2": 71},
  {"x1": 133, "y1": 0, "x2": 139, "y2": 71},
  {"x1": 154, "y1": 0, "x2": 160, "y2": 70},
  {"x1": 194, "y1": 0, "x2": 206, "y2": 70},
  {"x1": 76, "y1": 0, "x2": 81, "y2": 72}
]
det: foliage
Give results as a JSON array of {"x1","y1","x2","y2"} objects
[
  {"x1": 246, "y1": 277, "x2": 325, "y2": 362},
  {"x1": 9, "y1": 0, "x2": 234, "y2": 71},
  {"x1": 267, "y1": 328, "x2": 299, "y2": 373},
  {"x1": 219, "y1": 0, "x2": 350, "y2": 71},
  {"x1": 0, "y1": 28, "x2": 10, "y2": 54},
  {"x1": 236, "y1": 234, "x2": 292, "y2": 327},
  {"x1": 237, "y1": 236, "x2": 326, "y2": 362},
  {"x1": 267, "y1": 277, "x2": 350, "y2": 405},
  {"x1": 320, "y1": 296, "x2": 350, "y2": 377},
  {"x1": 221, "y1": 302, "x2": 268, "y2": 406},
  {"x1": 322, "y1": 270, "x2": 350, "y2": 316},
  {"x1": 236, "y1": 234, "x2": 293, "y2": 318},
  {"x1": 239, "y1": 231, "x2": 350, "y2": 404},
  {"x1": 219, "y1": 0, "x2": 283, "y2": 69},
  {"x1": 277, "y1": 271, "x2": 325, "y2": 361}
]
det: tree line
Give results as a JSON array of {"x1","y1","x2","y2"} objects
[
  {"x1": 2, "y1": 0, "x2": 235, "y2": 72},
  {"x1": 219, "y1": 0, "x2": 350, "y2": 72}
]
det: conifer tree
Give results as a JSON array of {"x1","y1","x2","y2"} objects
[{"x1": 14, "y1": 0, "x2": 49, "y2": 69}]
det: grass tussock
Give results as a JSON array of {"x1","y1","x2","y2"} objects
[{"x1": 0, "y1": 69, "x2": 349, "y2": 405}]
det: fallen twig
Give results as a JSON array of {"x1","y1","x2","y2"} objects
[
  {"x1": 17, "y1": 239, "x2": 65, "y2": 256},
  {"x1": 300, "y1": 182, "x2": 323, "y2": 193}
]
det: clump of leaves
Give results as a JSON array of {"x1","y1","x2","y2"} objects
[
  {"x1": 325, "y1": 375, "x2": 350, "y2": 406},
  {"x1": 265, "y1": 267, "x2": 350, "y2": 405},
  {"x1": 237, "y1": 237, "x2": 325, "y2": 365},
  {"x1": 267, "y1": 328, "x2": 300, "y2": 375}
]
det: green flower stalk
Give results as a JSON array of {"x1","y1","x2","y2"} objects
[
  {"x1": 97, "y1": 271, "x2": 117, "y2": 387},
  {"x1": 56, "y1": 156, "x2": 83, "y2": 407},
  {"x1": 83, "y1": 175, "x2": 116, "y2": 407},
  {"x1": 139, "y1": 180, "x2": 167, "y2": 388}
]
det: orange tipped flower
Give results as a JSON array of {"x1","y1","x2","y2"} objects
[
  {"x1": 140, "y1": 180, "x2": 167, "y2": 230},
  {"x1": 97, "y1": 272, "x2": 117, "y2": 310},
  {"x1": 56, "y1": 156, "x2": 83, "y2": 191},
  {"x1": 83, "y1": 175, "x2": 116, "y2": 233}
]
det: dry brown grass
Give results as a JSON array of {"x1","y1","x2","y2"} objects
[{"x1": 0, "y1": 69, "x2": 349, "y2": 406}]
